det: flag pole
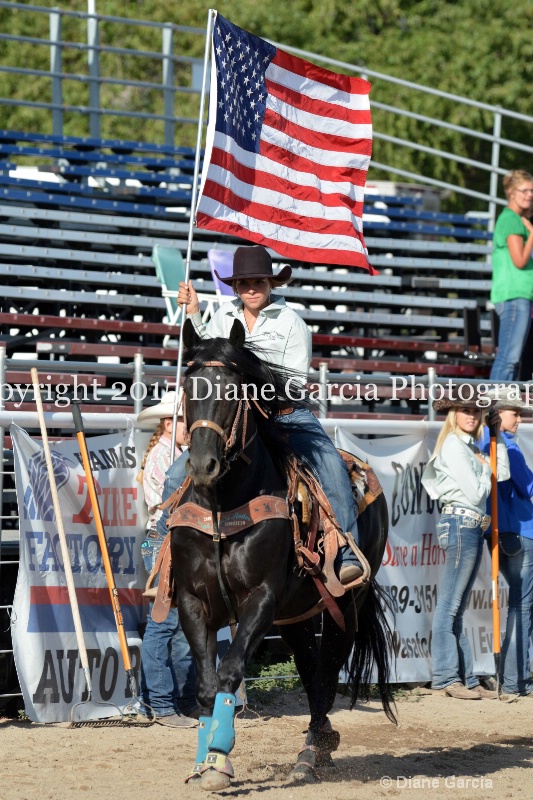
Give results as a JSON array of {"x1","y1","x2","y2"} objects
[
  {"x1": 169, "y1": 8, "x2": 216, "y2": 459},
  {"x1": 489, "y1": 415, "x2": 501, "y2": 695}
]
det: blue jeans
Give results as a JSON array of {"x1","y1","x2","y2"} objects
[
  {"x1": 157, "y1": 410, "x2": 359, "y2": 555},
  {"x1": 490, "y1": 299, "x2": 532, "y2": 382},
  {"x1": 157, "y1": 466, "x2": 185, "y2": 538},
  {"x1": 499, "y1": 532, "x2": 533, "y2": 695},
  {"x1": 276, "y1": 409, "x2": 358, "y2": 545},
  {"x1": 140, "y1": 535, "x2": 196, "y2": 716},
  {"x1": 431, "y1": 512, "x2": 484, "y2": 690}
]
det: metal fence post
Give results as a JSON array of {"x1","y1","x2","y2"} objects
[
  {"x1": 87, "y1": 0, "x2": 101, "y2": 138},
  {"x1": 318, "y1": 362, "x2": 328, "y2": 418},
  {"x1": 133, "y1": 353, "x2": 145, "y2": 415},
  {"x1": 49, "y1": 8, "x2": 63, "y2": 136},
  {"x1": 487, "y1": 109, "x2": 502, "y2": 249},
  {"x1": 192, "y1": 61, "x2": 205, "y2": 94},
  {"x1": 427, "y1": 367, "x2": 436, "y2": 421},
  {"x1": 162, "y1": 24, "x2": 175, "y2": 147}
]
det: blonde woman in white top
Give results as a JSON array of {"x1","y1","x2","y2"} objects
[{"x1": 422, "y1": 390, "x2": 510, "y2": 700}]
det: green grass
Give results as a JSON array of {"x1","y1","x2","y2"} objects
[{"x1": 246, "y1": 655, "x2": 301, "y2": 692}]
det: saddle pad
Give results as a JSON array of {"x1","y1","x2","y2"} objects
[{"x1": 168, "y1": 496, "x2": 290, "y2": 537}]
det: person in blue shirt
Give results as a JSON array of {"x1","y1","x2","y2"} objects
[{"x1": 483, "y1": 388, "x2": 533, "y2": 698}]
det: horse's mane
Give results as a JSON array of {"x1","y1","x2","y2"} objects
[
  {"x1": 184, "y1": 336, "x2": 310, "y2": 416},
  {"x1": 184, "y1": 335, "x2": 312, "y2": 470}
]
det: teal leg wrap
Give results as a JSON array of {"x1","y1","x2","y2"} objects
[
  {"x1": 206, "y1": 692, "x2": 236, "y2": 754},
  {"x1": 195, "y1": 716, "x2": 212, "y2": 765}
]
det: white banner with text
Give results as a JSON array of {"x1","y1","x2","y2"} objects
[
  {"x1": 11, "y1": 424, "x2": 150, "y2": 723},
  {"x1": 335, "y1": 428, "x2": 509, "y2": 683}
]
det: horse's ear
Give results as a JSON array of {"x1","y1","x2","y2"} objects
[
  {"x1": 182, "y1": 318, "x2": 200, "y2": 350},
  {"x1": 229, "y1": 319, "x2": 246, "y2": 349}
]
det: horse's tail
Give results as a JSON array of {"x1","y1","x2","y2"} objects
[{"x1": 346, "y1": 581, "x2": 397, "y2": 724}]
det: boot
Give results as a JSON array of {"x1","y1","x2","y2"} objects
[
  {"x1": 443, "y1": 682, "x2": 481, "y2": 700},
  {"x1": 338, "y1": 538, "x2": 363, "y2": 585},
  {"x1": 339, "y1": 563, "x2": 363, "y2": 584},
  {"x1": 474, "y1": 685, "x2": 498, "y2": 699}
]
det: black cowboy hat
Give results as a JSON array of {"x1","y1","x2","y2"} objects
[
  {"x1": 432, "y1": 386, "x2": 494, "y2": 413},
  {"x1": 214, "y1": 246, "x2": 292, "y2": 287}
]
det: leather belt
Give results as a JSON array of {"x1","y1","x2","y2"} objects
[
  {"x1": 277, "y1": 407, "x2": 294, "y2": 416},
  {"x1": 442, "y1": 505, "x2": 491, "y2": 531}
]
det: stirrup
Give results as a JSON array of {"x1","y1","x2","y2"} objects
[
  {"x1": 339, "y1": 564, "x2": 363, "y2": 585},
  {"x1": 341, "y1": 533, "x2": 371, "y2": 588}
]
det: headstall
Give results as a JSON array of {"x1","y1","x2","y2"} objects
[{"x1": 182, "y1": 359, "x2": 268, "y2": 464}]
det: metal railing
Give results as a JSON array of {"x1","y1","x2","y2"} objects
[
  {"x1": 2, "y1": 349, "x2": 532, "y2": 705},
  {"x1": 0, "y1": 3, "x2": 532, "y2": 230},
  {"x1": 0, "y1": 1, "x2": 206, "y2": 145}
]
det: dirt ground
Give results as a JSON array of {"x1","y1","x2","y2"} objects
[{"x1": 1, "y1": 688, "x2": 532, "y2": 800}]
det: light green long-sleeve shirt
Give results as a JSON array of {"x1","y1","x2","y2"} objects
[
  {"x1": 422, "y1": 431, "x2": 510, "y2": 515},
  {"x1": 189, "y1": 295, "x2": 311, "y2": 379}
]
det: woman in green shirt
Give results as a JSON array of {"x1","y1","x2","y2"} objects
[{"x1": 490, "y1": 170, "x2": 533, "y2": 382}]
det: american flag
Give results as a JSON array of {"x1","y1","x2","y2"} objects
[{"x1": 196, "y1": 13, "x2": 375, "y2": 273}]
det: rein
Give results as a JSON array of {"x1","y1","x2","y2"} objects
[{"x1": 210, "y1": 489, "x2": 238, "y2": 632}]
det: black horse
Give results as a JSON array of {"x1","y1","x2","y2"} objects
[{"x1": 169, "y1": 319, "x2": 394, "y2": 791}]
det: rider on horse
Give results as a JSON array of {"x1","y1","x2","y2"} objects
[{"x1": 158, "y1": 244, "x2": 363, "y2": 582}]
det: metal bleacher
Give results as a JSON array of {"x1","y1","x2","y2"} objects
[
  {"x1": 0, "y1": 132, "x2": 496, "y2": 400},
  {"x1": 4, "y1": 0, "x2": 532, "y2": 422}
]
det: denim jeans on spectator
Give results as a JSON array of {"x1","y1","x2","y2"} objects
[
  {"x1": 431, "y1": 512, "x2": 485, "y2": 690},
  {"x1": 157, "y1": 409, "x2": 359, "y2": 557},
  {"x1": 140, "y1": 535, "x2": 196, "y2": 717},
  {"x1": 490, "y1": 299, "x2": 533, "y2": 382},
  {"x1": 498, "y1": 532, "x2": 533, "y2": 695}
]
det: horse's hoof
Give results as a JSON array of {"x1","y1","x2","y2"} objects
[
  {"x1": 184, "y1": 764, "x2": 203, "y2": 783},
  {"x1": 198, "y1": 753, "x2": 234, "y2": 792},
  {"x1": 288, "y1": 764, "x2": 318, "y2": 784},
  {"x1": 199, "y1": 769, "x2": 232, "y2": 792},
  {"x1": 316, "y1": 752, "x2": 336, "y2": 770}
]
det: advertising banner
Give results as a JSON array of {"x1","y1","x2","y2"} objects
[
  {"x1": 335, "y1": 428, "x2": 508, "y2": 683},
  {"x1": 11, "y1": 424, "x2": 150, "y2": 723}
]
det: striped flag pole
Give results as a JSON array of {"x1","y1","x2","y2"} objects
[{"x1": 169, "y1": 8, "x2": 216, "y2": 460}]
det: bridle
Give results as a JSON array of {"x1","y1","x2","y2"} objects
[{"x1": 182, "y1": 360, "x2": 269, "y2": 466}]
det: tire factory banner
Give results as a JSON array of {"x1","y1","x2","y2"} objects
[
  {"x1": 334, "y1": 428, "x2": 509, "y2": 684},
  {"x1": 10, "y1": 424, "x2": 150, "y2": 723}
]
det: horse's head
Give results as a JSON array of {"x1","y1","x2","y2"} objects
[{"x1": 182, "y1": 318, "x2": 257, "y2": 492}]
